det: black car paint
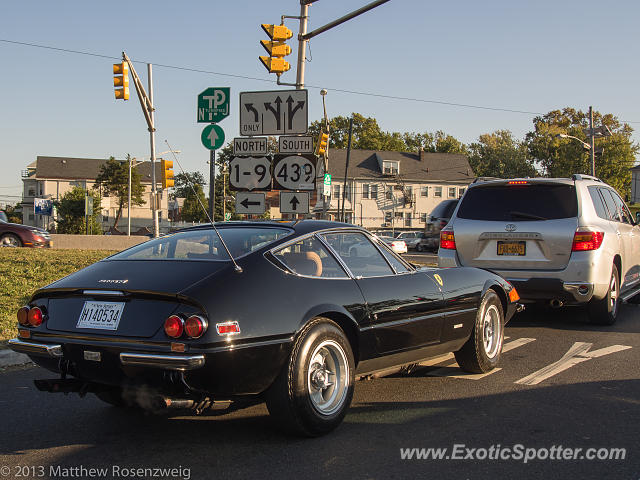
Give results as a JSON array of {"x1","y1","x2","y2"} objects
[{"x1": 17, "y1": 221, "x2": 517, "y2": 400}]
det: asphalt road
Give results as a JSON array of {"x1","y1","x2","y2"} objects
[{"x1": 1, "y1": 305, "x2": 638, "y2": 480}]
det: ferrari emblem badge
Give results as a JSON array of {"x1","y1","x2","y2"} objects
[{"x1": 434, "y1": 274, "x2": 443, "y2": 287}]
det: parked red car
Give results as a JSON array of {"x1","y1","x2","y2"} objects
[{"x1": 0, "y1": 211, "x2": 52, "y2": 247}]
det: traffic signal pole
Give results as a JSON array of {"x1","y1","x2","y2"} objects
[
  {"x1": 295, "y1": 2, "x2": 309, "y2": 90},
  {"x1": 122, "y1": 52, "x2": 159, "y2": 238}
]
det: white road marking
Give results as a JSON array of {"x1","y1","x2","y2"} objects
[
  {"x1": 502, "y1": 337, "x2": 536, "y2": 353},
  {"x1": 515, "y1": 342, "x2": 633, "y2": 386},
  {"x1": 426, "y1": 337, "x2": 536, "y2": 380}
]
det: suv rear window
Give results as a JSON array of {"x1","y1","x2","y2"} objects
[{"x1": 457, "y1": 184, "x2": 578, "y2": 221}]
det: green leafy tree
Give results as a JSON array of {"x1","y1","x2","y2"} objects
[
  {"x1": 94, "y1": 155, "x2": 146, "y2": 229},
  {"x1": 404, "y1": 131, "x2": 468, "y2": 155},
  {"x1": 468, "y1": 130, "x2": 537, "y2": 178},
  {"x1": 173, "y1": 171, "x2": 206, "y2": 200},
  {"x1": 55, "y1": 187, "x2": 102, "y2": 234},
  {"x1": 181, "y1": 184, "x2": 209, "y2": 223},
  {"x1": 309, "y1": 113, "x2": 407, "y2": 151},
  {"x1": 526, "y1": 108, "x2": 639, "y2": 197}
]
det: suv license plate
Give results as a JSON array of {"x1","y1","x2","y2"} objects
[
  {"x1": 497, "y1": 241, "x2": 526, "y2": 256},
  {"x1": 76, "y1": 301, "x2": 125, "y2": 330}
]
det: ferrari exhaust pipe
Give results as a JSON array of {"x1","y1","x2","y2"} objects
[{"x1": 549, "y1": 299, "x2": 563, "y2": 308}]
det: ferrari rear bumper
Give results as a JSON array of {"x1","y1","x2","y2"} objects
[
  {"x1": 119, "y1": 352, "x2": 205, "y2": 371},
  {"x1": 8, "y1": 339, "x2": 63, "y2": 358}
]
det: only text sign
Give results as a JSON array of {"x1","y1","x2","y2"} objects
[{"x1": 240, "y1": 89, "x2": 308, "y2": 136}]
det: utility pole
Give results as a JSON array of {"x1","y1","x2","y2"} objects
[
  {"x1": 589, "y1": 106, "x2": 595, "y2": 176},
  {"x1": 295, "y1": 2, "x2": 310, "y2": 90}
]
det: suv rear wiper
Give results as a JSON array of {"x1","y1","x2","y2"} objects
[{"x1": 508, "y1": 211, "x2": 547, "y2": 221}]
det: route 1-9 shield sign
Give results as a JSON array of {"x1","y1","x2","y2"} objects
[
  {"x1": 272, "y1": 154, "x2": 316, "y2": 191},
  {"x1": 228, "y1": 156, "x2": 271, "y2": 191}
]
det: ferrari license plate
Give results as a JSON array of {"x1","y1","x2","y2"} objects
[
  {"x1": 497, "y1": 241, "x2": 526, "y2": 256},
  {"x1": 76, "y1": 301, "x2": 125, "y2": 330}
]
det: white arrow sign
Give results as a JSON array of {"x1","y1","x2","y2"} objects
[
  {"x1": 235, "y1": 192, "x2": 266, "y2": 215},
  {"x1": 240, "y1": 90, "x2": 308, "y2": 136},
  {"x1": 280, "y1": 191, "x2": 310, "y2": 214}
]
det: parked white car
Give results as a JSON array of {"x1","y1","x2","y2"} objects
[{"x1": 378, "y1": 236, "x2": 408, "y2": 255}]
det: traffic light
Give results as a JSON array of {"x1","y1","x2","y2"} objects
[
  {"x1": 259, "y1": 23, "x2": 293, "y2": 74},
  {"x1": 161, "y1": 159, "x2": 174, "y2": 189},
  {"x1": 113, "y1": 62, "x2": 129, "y2": 100},
  {"x1": 316, "y1": 131, "x2": 329, "y2": 156}
]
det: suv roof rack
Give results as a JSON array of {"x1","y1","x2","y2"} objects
[
  {"x1": 571, "y1": 174, "x2": 603, "y2": 182},
  {"x1": 471, "y1": 177, "x2": 503, "y2": 184}
]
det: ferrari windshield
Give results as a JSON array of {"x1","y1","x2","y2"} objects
[{"x1": 109, "y1": 226, "x2": 292, "y2": 261}]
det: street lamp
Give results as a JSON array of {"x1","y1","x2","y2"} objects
[
  {"x1": 556, "y1": 133, "x2": 591, "y2": 150},
  {"x1": 128, "y1": 150, "x2": 180, "y2": 236}
]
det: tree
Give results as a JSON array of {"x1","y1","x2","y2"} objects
[
  {"x1": 308, "y1": 113, "x2": 407, "y2": 151},
  {"x1": 55, "y1": 186, "x2": 102, "y2": 234},
  {"x1": 173, "y1": 171, "x2": 206, "y2": 200},
  {"x1": 526, "y1": 108, "x2": 639, "y2": 197},
  {"x1": 181, "y1": 183, "x2": 209, "y2": 223},
  {"x1": 468, "y1": 130, "x2": 537, "y2": 178},
  {"x1": 94, "y1": 156, "x2": 146, "y2": 229},
  {"x1": 403, "y1": 131, "x2": 468, "y2": 155},
  {"x1": 4, "y1": 205, "x2": 22, "y2": 224}
]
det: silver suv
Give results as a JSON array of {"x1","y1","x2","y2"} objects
[{"x1": 438, "y1": 175, "x2": 640, "y2": 324}]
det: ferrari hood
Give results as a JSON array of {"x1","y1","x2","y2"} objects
[{"x1": 42, "y1": 259, "x2": 233, "y2": 295}]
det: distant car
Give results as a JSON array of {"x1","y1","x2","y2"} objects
[
  {"x1": 394, "y1": 231, "x2": 424, "y2": 250},
  {"x1": 438, "y1": 175, "x2": 640, "y2": 325},
  {"x1": 417, "y1": 200, "x2": 459, "y2": 252},
  {"x1": 9, "y1": 220, "x2": 521, "y2": 436},
  {"x1": 0, "y1": 212, "x2": 51, "y2": 248},
  {"x1": 378, "y1": 236, "x2": 408, "y2": 254}
]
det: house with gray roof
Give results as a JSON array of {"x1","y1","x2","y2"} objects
[
  {"x1": 292, "y1": 148, "x2": 474, "y2": 230},
  {"x1": 22, "y1": 156, "x2": 169, "y2": 232}
]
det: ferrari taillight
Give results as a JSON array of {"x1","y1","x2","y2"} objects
[
  {"x1": 185, "y1": 315, "x2": 208, "y2": 339},
  {"x1": 164, "y1": 315, "x2": 184, "y2": 339},
  {"x1": 27, "y1": 307, "x2": 44, "y2": 327},
  {"x1": 572, "y1": 230, "x2": 604, "y2": 251},
  {"x1": 17, "y1": 306, "x2": 30, "y2": 326},
  {"x1": 440, "y1": 229, "x2": 456, "y2": 250}
]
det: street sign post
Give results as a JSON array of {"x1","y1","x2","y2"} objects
[
  {"x1": 239, "y1": 90, "x2": 308, "y2": 136},
  {"x1": 272, "y1": 154, "x2": 317, "y2": 191},
  {"x1": 278, "y1": 135, "x2": 314, "y2": 154},
  {"x1": 197, "y1": 87, "x2": 230, "y2": 123},
  {"x1": 201, "y1": 124, "x2": 225, "y2": 150},
  {"x1": 233, "y1": 137, "x2": 268, "y2": 156},
  {"x1": 235, "y1": 192, "x2": 266, "y2": 215},
  {"x1": 279, "y1": 191, "x2": 310, "y2": 214},
  {"x1": 228, "y1": 156, "x2": 272, "y2": 191}
]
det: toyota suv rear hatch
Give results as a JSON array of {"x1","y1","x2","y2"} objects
[{"x1": 450, "y1": 180, "x2": 579, "y2": 270}]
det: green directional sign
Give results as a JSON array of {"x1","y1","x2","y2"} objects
[
  {"x1": 197, "y1": 87, "x2": 230, "y2": 123},
  {"x1": 201, "y1": 124, "x2": 225, "y2": 150}
]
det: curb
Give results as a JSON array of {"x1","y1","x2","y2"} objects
[{"x1": 0, "y1": 348, "x2": 31, "y2": 368}]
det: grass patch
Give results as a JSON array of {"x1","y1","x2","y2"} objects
[{"x1": 0, "y1": 249, "x2": 116, "y2": 341}]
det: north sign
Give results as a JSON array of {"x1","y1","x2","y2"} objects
[
  {"x1": 278, "y1": 135, "x2": 313, "y2": 154},
  {"x1": 197, "y1": 87, "x2": 230, "y2": 123},
  {"x1": 233, "y1": 137, "x2": 268, "y2": 156},
  {"x1": 201, "y1": 124, "x2": 225, "y2": 150},
  {"x1": 272, "y1": 154, "x2": 316, "y2": 191},
  {"x1": 279, "y1": 191, "x2": 310, "y2": 214},
  {"x1": 239, "y1": 89, "x2": 308, "y2": 136},
  {"x1": 235, "y1": 192, "x2": 266, "y2": 215},
  {"x1": 228, "y1": 156, "x2": 271, "y2": 191}
]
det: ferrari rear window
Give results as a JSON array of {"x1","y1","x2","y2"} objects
[{"x1": 110, "y1": 227, "x2": 292, "y2": 261}]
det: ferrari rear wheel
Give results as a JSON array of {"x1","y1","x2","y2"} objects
[
  {"x1": 1, "y1": 233, "x2": 22, "y2": 247},
  {"x1": 454, "y1": 290, "x2": 504, "y2": 374},
  {"x1": 265, "y1": 318, "x2": 355, "y2": 437}
]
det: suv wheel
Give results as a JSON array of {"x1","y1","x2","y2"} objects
[{"x1": 588, "y1": 264, "x2": 619, "y2": 325}]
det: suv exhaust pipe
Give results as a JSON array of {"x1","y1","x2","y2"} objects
[{"x1": 549, "y1": 299, "x2": 564, "y2": 308}]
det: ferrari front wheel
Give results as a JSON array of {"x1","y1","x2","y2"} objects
[
  {"x1": 454, "y1": 290, "x2": 504, "y2": 373},
  {"x1": 265, "y1": 318, "x2": 355, "y2": 436}
]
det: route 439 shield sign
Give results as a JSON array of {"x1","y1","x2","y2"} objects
[{"x1": 272, "y1": 154, "x2": 316, "y2": 191}]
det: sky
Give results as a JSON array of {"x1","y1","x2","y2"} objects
[{"x1": 1, "y1": 0, "x2": 639, "y2": 205}]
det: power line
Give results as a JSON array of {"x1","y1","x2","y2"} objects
[{"x1": 3, "y1": 38, "x2": 638, "y2": 123}]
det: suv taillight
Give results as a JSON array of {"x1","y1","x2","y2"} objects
[
  {"x1": 440, "y1": 229, "x2": 456, "y2": 250},
  {"x1": 572, "y1": 230, "x2": 604, "y2": 251}
]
